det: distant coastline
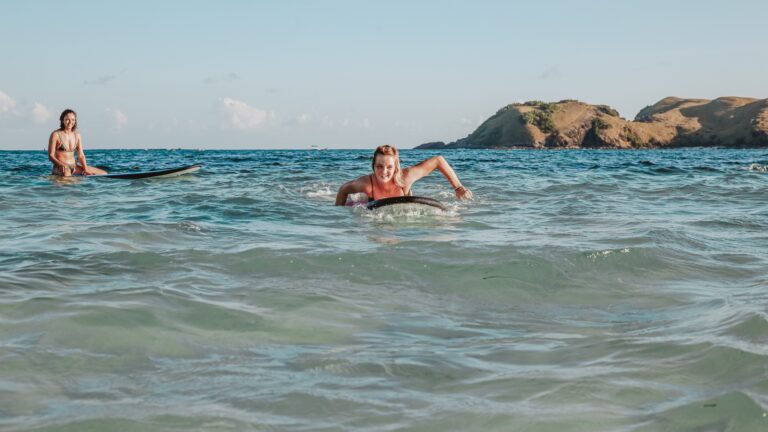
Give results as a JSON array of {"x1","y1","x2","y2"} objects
[{"x1": 416, "y1": 97, "x2": 768, "y2": 149}]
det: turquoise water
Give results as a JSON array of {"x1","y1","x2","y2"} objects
[{"x1": 1, "y1": 148, "x2": 767, "y2": 431}]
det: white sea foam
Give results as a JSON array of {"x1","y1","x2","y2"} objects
[
  {"x1": 177, "y1": 220, "x2": 204, "y2": 233},
  {"x1": 588, "y1": 248, "x2": 631, "y2": 259},
  {"x1": 303, "y1": 183, "x2": 334, "y2": 198}
]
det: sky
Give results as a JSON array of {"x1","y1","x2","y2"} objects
[{"x1": 1, "y1": 0, "x2": 766, "y2": 150}]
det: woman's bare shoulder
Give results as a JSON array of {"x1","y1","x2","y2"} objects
[
  {"x1": 349, "y1": 173, "x2": 371, "y2": 185},
  {"x1": 340, "y1": 174, "x2": 371, "y2": 192}
]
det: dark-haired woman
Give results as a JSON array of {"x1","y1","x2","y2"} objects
[
  {"x1": 335, "y1": 145, "x2": 472, "y2": 205},
  {"x1": 48, "y1": 109, "x2": 107, "y2": 176}
]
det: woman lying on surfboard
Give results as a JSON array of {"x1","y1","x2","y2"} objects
[
  {"x1": 335, "y1": 145, "x2": 473, "y2": 206},
  {"x1": 48, "y1": 109, "x2": 107, "y2": 177}
]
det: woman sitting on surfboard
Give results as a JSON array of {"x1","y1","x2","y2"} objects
[
  {"x1": 48, "y1": 109, "x2": 107, "y2": 177},
  {"x1": 335, "y1": 145, "x2": 473, "y2": 206}
]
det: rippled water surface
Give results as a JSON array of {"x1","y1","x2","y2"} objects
[{"x1": 1, "y1": 148, "x2": 767, "y2": 431}]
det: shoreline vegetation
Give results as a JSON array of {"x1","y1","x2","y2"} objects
[{"x1": 416, "y1": 96, "x2": 768, "y2": 149}]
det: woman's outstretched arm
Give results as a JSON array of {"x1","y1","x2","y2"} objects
[
  {"x1": 75, "y1": 133, "x2": 91, "y2": 173},
  {"x1": 403, "y1": 155, "x2": 473, "y2": 200}
]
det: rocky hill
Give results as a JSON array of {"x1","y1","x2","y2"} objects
[{"x1": 416, "y1": 97, "x2": 768, "y2": 149}]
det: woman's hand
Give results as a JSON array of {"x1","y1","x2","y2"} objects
[{"x1": 454, "y1": 185, "x2": 473, "y2": 200}]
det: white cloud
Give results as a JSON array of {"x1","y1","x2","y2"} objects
[
  {"x1": 32, "y1": 102, "x2": 52, "y2": 124},
  {"x1": 222, "y1": 97, "x2": 269, "y2": 130},
  {"x1": 0, "y1": 90, "x2": 17, "y2": 114},
  {"x1": 298, "y1": 113, "x2": 313, "y2": 124},
  {"x1": 83, "y1": 69, "x2": 126, "y2": 86},
  {"x1": 84, "y1": 75, "x2": 117, "y2": 85},
  {"x1": 459, "y1": 117, "x2": 484, "y2": 133},
  {"x1": 459, "y1": 117, "x2": 482, "y2": 126},
  {"x1": 106, "y1": 108, "x2": 128, "y2": 129},
  {"x1": 321, "y1": 115, "x2": 336, "y2": 128},
  {"x1": 204, "y1": 72, "x2": 240, "y2": 85}
]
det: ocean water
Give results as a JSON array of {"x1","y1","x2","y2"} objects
[{"x1": 1, "y1": 148, "x2": 767, "y2": 431}]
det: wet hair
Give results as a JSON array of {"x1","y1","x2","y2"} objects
[
  {"x1": 371, "y1": 145, "x2": 404, "y2": 187},
  {"x1": 59, "y1": 109, "x2": 77, "y2": 131}
]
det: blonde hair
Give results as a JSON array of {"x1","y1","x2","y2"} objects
[{"x1": 371, "y1": 145, "x2": 405, "y2": 188}]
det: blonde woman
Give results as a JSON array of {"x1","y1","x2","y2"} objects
[
  {"x1": 335, "y1": 145, "x2": 473, "y2": 206},
  {"x1": 48, "y1": 109, "x2": 107, "y2": 176}
]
